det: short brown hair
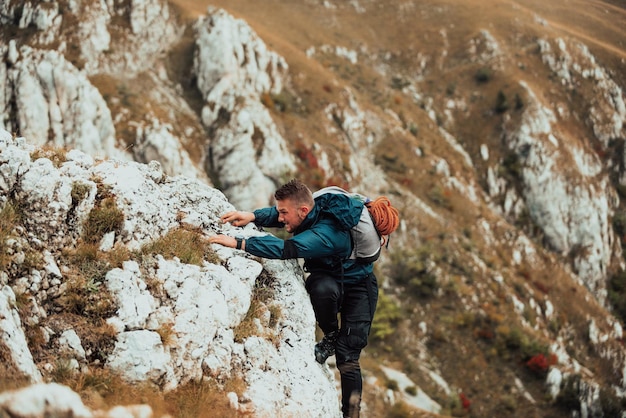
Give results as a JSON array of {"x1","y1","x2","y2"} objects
[{"x1": 275, "y1": 179, "x2": 314, "y2": 206}]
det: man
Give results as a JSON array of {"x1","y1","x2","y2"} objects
[{"x1": 209, "y1": 179, "x2": 378, "y2": 418}]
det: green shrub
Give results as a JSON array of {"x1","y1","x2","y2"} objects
[
  {"x1": 613, "y1": 211, "x2": 626, "y2": 237},
  {"x1": 475, "y1": 67, "x2": 492, "y2": 83},
  {"x1": 499, "y1": 152, "x2": 522, "y2": 181},
  {"x1": 514, "y1": 93, "x2": 524, "y2": 110},
  {"x1": 388, "y1": 247, "x2": 439, "y2": 298},
  {"x1": 385, "y1": 378, "x2": 399, "y2": 391},
  {"x1": 600, "y1": 387, "x2": 626, "y2": 417},
  {"x1": 608, "y1": 271, "x2": 626, "y2": 324},
  {"x1": 495, "y1": 90, "x2": 509, "y2": 113},
  {"x1": 446, "y1": 82, "x2": 456, "y2": 96},
  {"x1": 555, "y1": 374, "x2": 582, "y2": 411},
  {"x1": 370, "y1": 290, "x2": 401, "y2": 340},
  {"x1": 427, "y1": 186, "x2": 452, "y2": 210}
]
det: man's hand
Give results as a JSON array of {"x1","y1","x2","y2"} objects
[
  {"x1": 221, "y1": 211, "x2": 255, "y2": 227},
  {"x1": 208, "y1": 234, "x2": 237, "y2": 248}
]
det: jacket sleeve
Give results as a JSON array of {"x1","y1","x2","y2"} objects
[
  {"x1": 245, "y1": 220, "x2": 351, "y2": 260},
  {"x1": 253, "y1": 207, "x2": 285, "y2": 228}
]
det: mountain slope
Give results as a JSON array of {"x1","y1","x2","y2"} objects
[{"x1": 1, "y1": 0, "x2": 626, "y2": 417}]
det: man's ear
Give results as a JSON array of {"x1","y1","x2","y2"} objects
[{"x1": 298, "y1": 205, "x2": 310, "y2": 219}]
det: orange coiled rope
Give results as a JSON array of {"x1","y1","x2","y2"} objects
[{"x1": 365, "y1": 196, "x2": 400, "y2": 236}]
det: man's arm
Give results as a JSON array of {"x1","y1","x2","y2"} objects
[
  {"x1": 246, "y1": 221, "x2": 351, "y2": 260},
  {"x1": 209, "y1": 208, "x2": 280, "y2": 252}
]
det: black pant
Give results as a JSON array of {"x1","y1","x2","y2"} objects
[{"x1": 305, "y1": 272, "x2": 378, "y2": 418}]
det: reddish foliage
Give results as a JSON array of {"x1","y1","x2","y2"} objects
[
  {"x1": 474, "y1": 328, "x2": 494, "y2": 340},
  {"x1": 293, "y1": 139, "x2": 352, "y2": 190},
  {"x1": 460, "y1": 393, "x2": 471, "y2": 410},
  {"x1": 295, "y1": 143, "x2": 319, "y2": 169},
  {"x1": 526, "y1": 353, "x2": 557, "y2": 374},
  {"x1": 533, "y1": 281, "x2": 550, "y2": 294}
]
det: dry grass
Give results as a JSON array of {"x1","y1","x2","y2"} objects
[
  {"x1": 82, "y1": 196, "x2": 124, "y2": 244},
  {"x1": 59, "y1": 243, "x2": 116, "y2": 318},
  {"x1": 0, "y1": 200, "x2": 44, "y2": 274},
  {"x1": 139, "y1": 226, "x2": 220, "y2": 266},
  {"x1": 31, "y1": 145, "x2": 68, "y2": 168},
  {"x1": 156, "y1": 322, "x2": 176, "y2": 347},
  {"x1": 65, "y1": 370, "x2": 250, "y2": 418},
  {"x1": 162, "y1": 378, "x2": 251, "y2": 418},
  {"x1": 0, "y1": 340, "x2": 31, "y2": 392},
  {"x1": 172, "y1": 2, "x2": 620, "y2": 414},
  {"x1": 0, "y1": 202, "x2": 19, "y2": 269},
  {"x1": 234, "y1": 269, "x2": 282, "y2": 345}
]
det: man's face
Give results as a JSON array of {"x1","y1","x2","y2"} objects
[{"x1": 276, "y1": 198, "x2": 308, "y2": 233}]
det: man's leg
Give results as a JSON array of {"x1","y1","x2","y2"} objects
[
  {"x1": 335, "y1": 273, "x2": 378, "y2": 418},
  {"x1": 305, "y1": 272, "x2": 341, "y2": 334},
  {"x1": 305, "y1": 273, "x2": 342, "y2": 363}
]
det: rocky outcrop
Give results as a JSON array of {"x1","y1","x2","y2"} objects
[
  {"x1": 0, "y1": 0, "x2": 179, "y2": 76},
  {"x1": 494, "y1": 81, "x2": 618, "y2": 303},
  {"x1": 192, "y1": 8, "x2": 296, "y2": 210},
  {"x1": 0, "y1": 131, "x2": 339, "y2": 417},
  {"x1": 0, "y1": 44, "x2": 125, "y2": 159}
]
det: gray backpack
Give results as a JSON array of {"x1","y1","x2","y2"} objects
[{"x1": 313, "y1": 186, "x2": 382, "y2": 264}]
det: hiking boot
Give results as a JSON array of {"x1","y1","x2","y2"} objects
[{"x1": 315, "y1": 330, "x2": 339, "y2": 364}]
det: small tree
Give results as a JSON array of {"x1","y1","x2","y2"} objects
[{"x1": 495, "y1": 90, "x2": 509, "y2": 113}]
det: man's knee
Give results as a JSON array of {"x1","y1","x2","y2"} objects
[
  {"x1": 337, "y1": 359, "x2": 361, "y2": 375},
  {"x1": 305, "y1": 274, "x2": 340, "y2": 299},
  {"x1": 336, "y1": 322, "x2": 370, "y2": 364}
]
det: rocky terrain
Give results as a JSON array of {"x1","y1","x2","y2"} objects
[{"x1": 1, "y1": 0, "x2": 626, "y2": 417}]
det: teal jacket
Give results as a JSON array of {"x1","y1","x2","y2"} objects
[{"x1": 244, "y1": 193, "x2": 374, "y2": 283}]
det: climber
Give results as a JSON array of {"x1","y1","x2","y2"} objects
[{"x1": 209, "y1": 178, "x2": 399, "y2": 418}]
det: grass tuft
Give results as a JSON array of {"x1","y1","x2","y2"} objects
[
  {"x1": 156, "y1": 322, "x2": 176, "y2": 347},
  {"x1": 82, "y1": 197, "x2": 124, "y2": 244},
  {"x1": 139, "y1": 227, "x2": 220, "y2": 266},
  {"x1": 233, "y1": 269, "x2": 282, "y2": 344},
  {"x1": 0, "y1": 202, "x2": 20, "y2": 269},
  {"x1": 71, "y1": 182, "x2": 91, "y2": 205},
  {"x1": 31, "y1": 146, "x2": 68, "y2": 168}
]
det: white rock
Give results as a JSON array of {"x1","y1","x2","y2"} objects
[
  {"x1": 192, "y1": 8, "x2": 295, "y2": 210},
  {"x1": 107, "y1": 330, "x2": 174, "y2": 385},
  {"x1": 0, "y1": 285, "x2": 42, "y2": 382},
  {"x1": 0, "y1": 383, "x2": 91, "y2": 418},
  {"x1": 59, "y1": 329, "x2": 87, "y2": 361},
  {"x1": 106, "y1": 261, "x2": 158, "y2": 330}
]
